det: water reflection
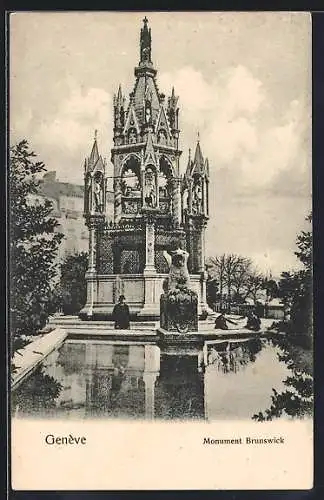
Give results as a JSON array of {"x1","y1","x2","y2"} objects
[
  {"x1": 12, "y1": 366, "x2": 63, "y2": 416},
  {"x1": 203, "y1": 338, "x2": 262, "y2": 374},
  {"x1": 12, "y1": 337, "x2": 313, "y2": 421},
  {"x1": 252, "y1": 339, "x2": 313, "y2": 421},
  {"x1": 155, "y1": 354, "x2": 204, "y2": 420}
]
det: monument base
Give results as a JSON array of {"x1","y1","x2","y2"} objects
[{"x1": 160, "y1": 288, "x2": 198, "y2": 334}]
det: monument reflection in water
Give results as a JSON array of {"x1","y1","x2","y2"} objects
[{"x1": 13, "y1": 337, "x2": 303, "y2": 421}]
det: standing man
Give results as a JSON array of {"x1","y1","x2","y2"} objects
[{"x1": 112, "y1": 295, "x2": 130, "y2": 329}]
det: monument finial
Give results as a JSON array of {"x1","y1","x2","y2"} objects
[
  {"x1": 140, "y1": 16, "x2": 152, "y2": 64},
  {"x1": 94, "y1": 129, "x2": 98, "y2": 141},
  {"x1": 197, "y1": 130, "x2": 200, "y2": 143}
]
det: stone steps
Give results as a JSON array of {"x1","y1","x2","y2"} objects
[{"x1": 48, "y1": 315, "x2": 158, "y2": 330}]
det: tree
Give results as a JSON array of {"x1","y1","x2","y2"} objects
[
  {"x1": 206, "y1": 253, "x2": 267, "y2": 311},
  {"x1": 264, "y1": 278, "x2": 279, "y2": 302},
  {"x1": 59, "y1": 252, "x2": 88, "y2": 315},
  {"x1": 10, "y1": 140, "x2": 64, "y2": 349},
  {"x1": 278, "y1": 213, "x2": 312, "y2": 345},
  {"x1": 246, "y1": 271, "x2": 266, "y2": 305},
  {"x1": 206, "y1": 254, "x2": 226, "y2": 308},
  {"x1": 295, "y1": 213, "x2": 312, "y2": 271},
  {"x1": 206, "y1": 272, "x2": 218, "y2": 309},
  {"x1": 278, "y1": 271, "x2": 300, "y2": 319}
]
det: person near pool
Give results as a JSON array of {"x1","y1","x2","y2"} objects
[
  {"x1": 245, "y1": 311, "x2": 261, "y2": 331},
  {"x1": 214, "y1": 310, "x2": 238, "y2": 330},
  {"x1": 112, "y1": 295, "x2": 130, "y2": 329}
]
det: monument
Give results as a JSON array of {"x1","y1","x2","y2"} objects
[{"x1": 79, "y1": 18, "x2": 210, "y2": 321}]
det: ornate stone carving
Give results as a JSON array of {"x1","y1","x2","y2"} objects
[
  {"x1": 160, "y1": 248, "x2": 198, "y2": 333},
  {"x1": 123, "y1": 199, "x2": 140, "y2": 214},
  {"x1": 192, "y1": 180, "x2": 203, "y2": 215},
  {"x1": 93, "y1": 172, "x2": 104, "y2": 213},
  {"x1": 144, "y1": 167, "x2": 157, "y2": 208}
]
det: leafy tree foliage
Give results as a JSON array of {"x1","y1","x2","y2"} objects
[
  {"x1": 278, "y1": 213, "x2": 312, "y2": 346},
  {"x1": 10, "y1": 140, "x2": 64, "y2": 349},
  {"x1": 59, "y1": 252, "x2": 88, "y2": 315}
]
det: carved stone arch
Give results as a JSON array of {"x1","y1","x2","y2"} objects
[
  {"x1": 120, "y1": 153, "x2": 141, "y2": 177},
  {"x1": 159, "y1": 154, "x2": 175, "y2": 178},
  {"x1": 120, "y1": 155, "x2": 141, "y2": 195}
]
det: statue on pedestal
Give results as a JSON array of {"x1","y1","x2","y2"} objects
[
  {"x1": 144, "y1": 167, "x2": 157, "y2": 208},
  {"x1": 93, "y1": 172, "x2": 104, "y2": 213},
  {"x1": 160, "y1": 248, "x2": 198, "y2": 333}
]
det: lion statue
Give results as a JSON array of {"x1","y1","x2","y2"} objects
[{"x1": 162, "y1": 247, "x2": 190, "y2": 292}]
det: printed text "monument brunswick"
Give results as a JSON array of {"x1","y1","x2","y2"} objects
[{"x1": 203, "y1": 437, "x2": 285, "y2": 445}]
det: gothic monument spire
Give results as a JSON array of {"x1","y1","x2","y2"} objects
[{"x1": 140, "y1": 16, "x2": 152, "y2": 65}]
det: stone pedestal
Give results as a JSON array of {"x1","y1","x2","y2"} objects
[{"x1": 160, "y1": 289, "x2": 198, "y2": 333}]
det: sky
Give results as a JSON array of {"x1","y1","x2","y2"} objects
[{"x1": 10, "y1": 12, "x2": 312, "y2": 277}]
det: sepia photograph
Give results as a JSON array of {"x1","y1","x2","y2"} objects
[{"x1": 9, "y1": 11, "x2": 313, "y2": 490}]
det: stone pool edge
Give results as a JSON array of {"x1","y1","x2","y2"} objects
[{"x1": 11, "y1": 328, "x2": 68, "y2": 390}]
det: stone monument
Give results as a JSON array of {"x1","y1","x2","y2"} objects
[
  {"x1": 160, "y1": 248, "x2": 198, "y2": 333},
  {"x1": 79, "y1": 18, "x2": 210, "y2": 321}
]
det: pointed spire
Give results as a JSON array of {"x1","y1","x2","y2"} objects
[
  {"x1": 117, "y1": 84, "x2": 122, "y2": 101},
  {"x1": 169, "y1": 86, "x2": 178, "y2": 107},
  {"x1": 194, "y1": 138, "x2": 204, "y2": 168},
  {"x1": 140, "y1": 16, "x2": 152, "y2": 64},
  {"x1": 89, "y1": 130, "x2": 99, "y2": 166}
]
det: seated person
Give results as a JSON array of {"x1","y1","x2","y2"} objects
[
  {"x1": 214, "y1": 312, "x2": 238, "y2": 330},
  {"x1": 245, "y1": 312, "x2": 261, "y2": 331}
]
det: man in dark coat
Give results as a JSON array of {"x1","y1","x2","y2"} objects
[
  {"x1": 245, "y1": 311, "x2": 261, "y2": 331},
  {"x1": 112, "y1": 295, "x2": 130, "y2": 329},
  {"x1": 214, "y1": 312, "x2": 238, "y2": 330}
]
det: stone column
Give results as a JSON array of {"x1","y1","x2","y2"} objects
[
  {"x1": 199, "y1": 223, "x2": 206, "y2": 273},
  {"x1": 114, "y1": 179, "x2": 122, "y2": 224},
  {"x1": 88, "y1": 224, "x2": 96, "y2": 273},
  {"x1": 199, "y1": 221, "x2": 211, "y2": 315},
  {"x1": 144, "y1": 222, "x2": 156, "y2": 273},
  {"x1": 188, "y1": 179, "x2": 193, "y2": 213},
  {"x1": 138, "y1": 221, "x2": 159, "y2": 318},
  {"x1": 85, "y1": 220, "x2": 97, "y2": 318},
  {"x1": 172, "y1": 178, "x2": 182, "y2": 227}
]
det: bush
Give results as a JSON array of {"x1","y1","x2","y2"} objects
[{"x1": 59, "y1": 252, "x2": 88, "y2": 315}]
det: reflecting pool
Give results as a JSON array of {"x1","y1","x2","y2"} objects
[{"x1": 12, "y1": 337, "x2": 313, "y2": 421}]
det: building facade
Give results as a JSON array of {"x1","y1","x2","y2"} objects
[
  {"x1": 37, "y1": 171, "x2": 114, "y2": 260},
  {"x1": 80, "y1": 18, "x2": 210, "y2": 320}
]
